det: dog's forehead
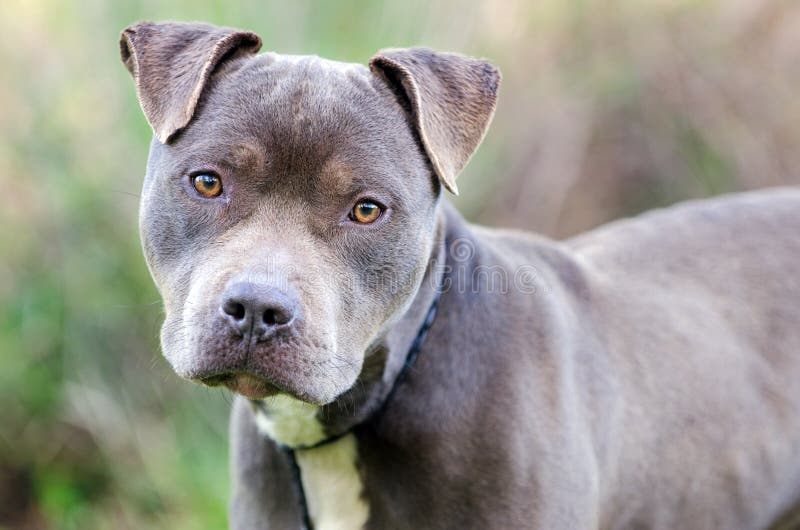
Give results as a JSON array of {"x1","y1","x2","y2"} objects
[
  {"x1": 202, "y1": 53, "x2": 383, "y2": 137},
  {"x1": 170, "y1": 52, "x2": 411, "y2": 187}
]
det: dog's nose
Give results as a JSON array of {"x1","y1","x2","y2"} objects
[{"x1": 220, "y1": 282, "x2": 297, "y2": 339}]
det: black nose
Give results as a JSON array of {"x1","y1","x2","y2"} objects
[{"x1": 220, "y1": 282, "x2": 298, "y2": 340}]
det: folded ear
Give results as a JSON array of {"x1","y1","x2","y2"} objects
[
  {"x1": 120, "y1": 22, "x2": 262, "y2": 143},
  {"x1": 369, "y1": 48, "x2": 500, "y2": 195}
]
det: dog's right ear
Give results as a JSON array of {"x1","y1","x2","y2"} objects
[{"x1": 119, "y1": 22, "x2": 262, "y2": 143}]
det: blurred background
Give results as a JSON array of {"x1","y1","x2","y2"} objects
[{"x1": 1, "y1": 0, "x2": 799, "y2": 528}]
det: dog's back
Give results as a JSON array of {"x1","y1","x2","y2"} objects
[{"x1": 559, "y1": 187, "x2": 800, "y2": 528}]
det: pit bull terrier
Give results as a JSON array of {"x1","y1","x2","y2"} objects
[{"x1": 119, "y1": 21, "x2": 800, "y2": 530}]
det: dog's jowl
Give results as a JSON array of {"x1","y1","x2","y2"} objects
[{"x1": 121, "y1": 21, "x2": 800, "y2": 530}]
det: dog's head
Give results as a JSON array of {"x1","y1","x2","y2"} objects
[{"x1": 120, "y1": 22, "x2": 499, "y2": 404}]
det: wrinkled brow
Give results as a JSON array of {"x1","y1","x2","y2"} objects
[
  {"x1": 228, "y1": 143, "x2": 266, "y2": 172},
  {"x1": 172, "y1": 139, "x2": 266, "y2": 176},
  {"x1": 318, "y1": 154, "x2": 410, "y2": 205},
  {"x1": 318, "y1": 156, "x2": 357, "y2": 198}
]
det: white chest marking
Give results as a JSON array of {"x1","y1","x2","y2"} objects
[
  {"x1": 254, "y1": 396, "x2": 369, "y2": 529},
  {"x1": 296, "y1": 434, "x2": 369, "y2": 530},
  {"x1": 253, "y1": 394, "x2": 325, "y2": 447}
]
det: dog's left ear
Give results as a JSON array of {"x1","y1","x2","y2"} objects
[
  {"x1": 370, "y1": 48, "x2": 500, "y2": 195},
  {"x1": 119, "y1": 22, "x2": 262, "y2": 143}
]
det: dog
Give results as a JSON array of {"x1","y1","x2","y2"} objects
[{"x1": 119, "y1": 21, "x2": 800, "y2": 530}]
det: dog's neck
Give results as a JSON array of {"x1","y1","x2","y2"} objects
[{"x1": 253, "y1": 204, "x2": 450, "y2": 447}]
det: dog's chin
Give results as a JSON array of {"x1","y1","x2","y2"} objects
[
  {"x1": 200, "y1": 373, "x2": 281, "y2": 400},
  {"x1": 195, "y1": 371, "x2": 350, "y2": 405},
  {"x1": 197, "y1": 372, "x2": 291, "y2": 400}
]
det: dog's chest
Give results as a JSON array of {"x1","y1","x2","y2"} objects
[
  {"x1": 254, "y1": 397, "x2": 369, "y2": 530},
  {"x1": 295, "y1": 434, "x2": 368, "y2": 530}
]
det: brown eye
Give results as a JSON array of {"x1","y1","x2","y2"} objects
[
  {"x1": 192, "y1": 173, "x2": 223, "y2": 198},
  {"x1": 349, "y1": 200, "x2": 383, "y2": 224}
]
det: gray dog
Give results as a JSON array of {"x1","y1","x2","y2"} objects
[{"x1": 120, "y1": 21, "x2": 800, "y2": 530}]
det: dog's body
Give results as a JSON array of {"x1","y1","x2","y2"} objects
[
  {"x1": 231, "y1": 193, "x2": 800, "y2": 530},
  {"x1": 120, "y1": 22, "x2": 800, "y2": 529}
]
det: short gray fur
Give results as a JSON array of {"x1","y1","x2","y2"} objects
[{"x1": 120, "y1": 21, "x2": 800, "y2": 530}]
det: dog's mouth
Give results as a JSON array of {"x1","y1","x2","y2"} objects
[{"x1": 200, "y1": 373, "x2": 281, "y2": 400}]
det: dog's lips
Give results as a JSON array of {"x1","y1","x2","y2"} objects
[
  {"x1": 201, "y1": 373, "x2": 281, "y2": 399},
  {"x1": 227, "y1": 374, "x2": 281, "y2": 399}
]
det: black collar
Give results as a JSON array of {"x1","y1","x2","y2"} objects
[{"x1": 280, "y1": 281, "x2": 444, "y2": 530}]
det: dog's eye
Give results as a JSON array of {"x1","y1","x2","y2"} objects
[
  {"x1": 349, "y1": 200, "x2": 383, "y2": 224},
  {"x1": 192, "y1": 173, "x2": 223, "y2": 198}
]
